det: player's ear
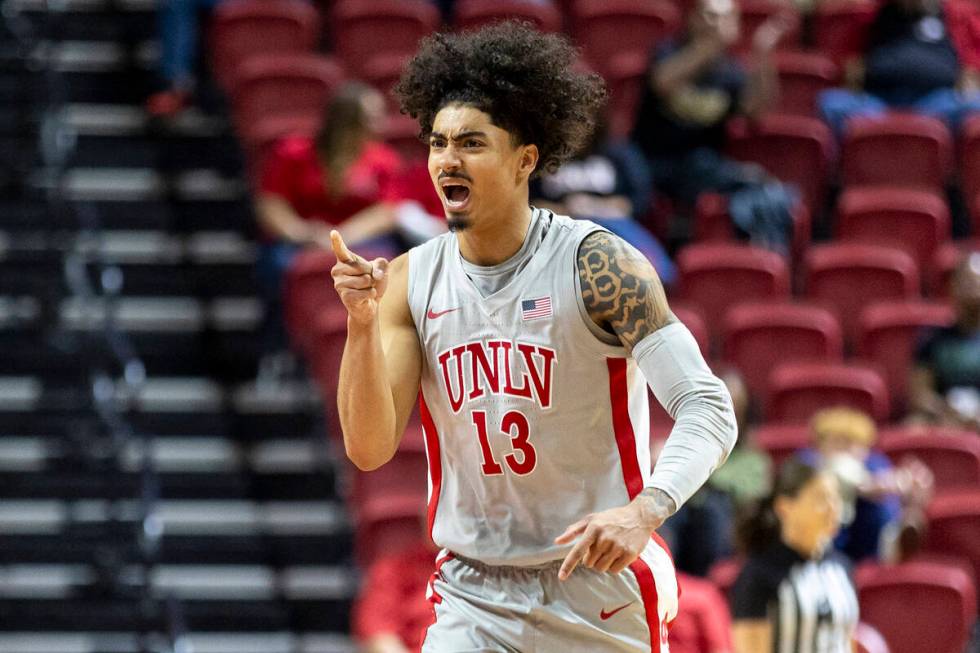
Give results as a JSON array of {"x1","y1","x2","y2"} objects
[{"x1": 517, "y1": 144, "x2": 539, "y2": 181}]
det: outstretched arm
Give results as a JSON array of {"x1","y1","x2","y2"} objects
[
  {"x1": 332, "y1": 232, "x2": 422, "y2": 471},
  {"x1": 557, "y1": 231, "x2": 737, "y2": 580}
]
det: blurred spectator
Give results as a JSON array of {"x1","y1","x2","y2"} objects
[
  {"x1": 145, "y1": 0, "x2": 225, "y2": 117},
  {"x1": 351, "y1": 532, "x2": 439, "y2": 653},
  {"x1": 707, "y1": 370, "x2": 772, "y2": 511},
  {"x1": 530, "y1": 118, "x2": 677, "y2": 285},
  {"x1": 254, "y1": 82, "x2": 441, "y2": 380},
  {"x1": 632, "y1": 0, "x2": 799, "y2": 253},
  {"x1": 801, "y1": 407, "x2": 933, "y2": 563},
  {"x1": 731, "y1": 457, "x2": 858, "y2": 653},
  {"x1": 818, "y1": 0, "x2": 980, "y2": 136},
  {"x1": 669, "y1": 572, "x2": 734, "y2": 653},
  {"x1": 910, "y1": 251, "x2": 980, "y2": 430}
]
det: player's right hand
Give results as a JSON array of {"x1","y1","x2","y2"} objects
[{"x1": 330, "y1": 230, "x2": 389, "y2": 325}]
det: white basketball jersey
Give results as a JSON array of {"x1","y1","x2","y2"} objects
[{"x1": 407, "y1": 210, "x2": 651, "y2": 567}]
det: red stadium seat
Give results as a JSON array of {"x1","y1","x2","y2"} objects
[
  {"x1": 765, "y1": 362, "x2": 890, "y2": 423},
  {"x1": 726, "y1": 114, "x2": 836, "y2": 214},
  {"x1": 836, "y1": 187, "x2": 951, "y2": 271},
  {"x1": 734, "y1": 0, "x2": 802, "y2": 54},
  {"x1": 604, "y1": 52, "x2": 647, "y2": 139},
  {"x1": 753, "y1": 423, "x2": 810, "y2": 469},
  {"x1": 354, "y1": 488, "x2": 427, "y2": 566},
  {"x1": 803, "y1": 243, "x2": 920, "y2": 346},
  {"x1": 284, "y1": 250, "x2": 340, "y2": 355},
  {"x1": 856, "y1": 560, "x2": 976, "y2": 653},
  {"x1": 383, "y1": 112, "x2": 428, "y2": 161},
  {"x1": 332, "y1": 0, "x2": 441, "y2": 78},
  {"x1": 571, "y1": 0, "x2": 680, "y2": 76},
  {"x1": 678, "y1": 243, "x2": 791, "y2": 336},
  {"x1": 772, "y1": 50, "x2": 840, "y2": 117},
  {"x1": 925, "y1": 488, "x2": 980, "y2": 607},
  {"x1": 841, "y1": 114, "x2": 954, "y2": 192},
  {"x1": 959, "y1": 115, "x2": 980, "y2": 234},
  {"x1": 231, "y1": 54, "x2": 346, "y2": 146},
  {"x1": 241, "y1": 115, "x2": 321, "y2": 185},
  {"x1": 854, "y1": 622, "x2": 891, "y2": 653},
  {"x1": 856, "y1": 301, "x2": 955, "y2": 415},
  {"x1": 350, "y1": 447, "x2": 429, "y2": 515},
  {"x1": 879, "y1": 432, "x2": 980, "y2": 490},
  {"x1": 360, "y1": 53, "x2": 411, "y2": 111},
  {"x1": 454, "y1": 0, "x2": 562, "y2": 32},
  {"x1": 669, "y1": 303, "x2": 710, "y2": 357},
  {"x1": 812, "y1": 0, "x2": 878, "y2": 64},
  {"x1": 691, "y1": 192, "x2": 812, "y2": 261},
  {"x1": 722, "y1": 302, "x2": 843, "y2": 398},
  {"x1": 209, "y1": 0, "x2": 321, "y2": 90}
]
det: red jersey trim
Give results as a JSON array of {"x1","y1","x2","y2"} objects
[
  {"x1": 607, "y1": 358, "x2": 644, "y2": 500},
  {"x1": 420, "y1": 552, "x2": 455, "y2": 650},
  {"x1": 419, "y1": 391, "x2": 442, "y2": 541},
  {"x1": 630, "y1": 547, "x2": 664, "y2": 653}
]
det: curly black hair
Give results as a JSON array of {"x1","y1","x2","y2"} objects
[{"x1": 394, "y1": 21, "x2": 607, "y2": 177}]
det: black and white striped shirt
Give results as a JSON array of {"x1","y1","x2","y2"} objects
[{"x1": 732, "y1": 541, "x2": 859, "y2": 653}]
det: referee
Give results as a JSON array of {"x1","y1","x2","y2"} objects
[{"x1": 730, "y1": 457, "x2": 859, "y2": 653}]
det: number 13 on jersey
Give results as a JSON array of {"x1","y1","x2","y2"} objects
[{"x1": 470, "y1": 410, "x2": 538, "y2": 476}]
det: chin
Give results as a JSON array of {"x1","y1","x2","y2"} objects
[{"x1": 446, "y1": 215, "x2": 471, "y2": 232}]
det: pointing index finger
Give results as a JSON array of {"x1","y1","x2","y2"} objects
[
  {"x1": 330, "y1": 230, "x2": 355, "y2": 264},
  {"x1": 558, "y1": 528, "x2": 596, "y2": 581}
]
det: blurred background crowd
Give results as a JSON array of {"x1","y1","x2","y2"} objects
[{"x1": 0, "y1": 0, "x2": 977, "y2": 652}]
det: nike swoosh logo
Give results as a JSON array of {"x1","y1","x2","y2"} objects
[
  {"x1": 426, "y1": 307, "x2": 460, "y2": 319},
  {"x1": 599, "y1": 601, "x2": 635, "y2": 620}
]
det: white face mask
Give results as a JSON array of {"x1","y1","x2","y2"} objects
[{"x1": 824, "y1": 452, "x2": 868, "y2": 526}]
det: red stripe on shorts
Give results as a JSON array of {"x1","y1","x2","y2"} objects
[
  {"x1": 419, "y1": 552, "x2": 454, "y2": 650},
  {"x1": 418, "y1": 391, "x2": 442, "y2": 541},
  {"x1": 629, "y1": 549, "x2": 663, "y2": 653},
  {"x1": 607, "y1": 358, "x2": 644, "y2": 500}
]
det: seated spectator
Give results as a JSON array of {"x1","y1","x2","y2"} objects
[
  {"x1": 254, "y1": 82, "x2": 441, "y2": 380},
  {"x1": 801, "y1": 407, "x2": 933, "y2": 563},
  {"x1": 910, "y1": 250, "x2": 980, "y2": 430},
  {"x1": 530, "y1": 117, "x2": 677, "y2": 285},
  {"x1": 669, "y1": 572, "x2": 734, "y2": 653},
  {"x1": 818, "y1": 0, "x2": 980, "y2": 136},
  {"x1": 146, "y1": 0, "x2": 226, "y2": 117},
  {"x1": 351, "y1": 529, "x2": 439, "y2": 653},
  {"x1": 731, "y1": 457, "x2": 859, "y2": 653},
  {"x1": 632, "y1": 0, "x2": 799, "y2": 253}
]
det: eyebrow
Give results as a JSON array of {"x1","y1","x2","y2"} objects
[{"x1": 429, "y1": 131, "x2": 488, "y2": 141}]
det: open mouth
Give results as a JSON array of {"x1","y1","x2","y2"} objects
[{"x1": 442, "y1": 184, "x2": 471, "y2": 211}]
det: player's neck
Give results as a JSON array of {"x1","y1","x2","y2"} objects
[{"x1": 457, "y1": 203, "x2": 533, "y2": 267}]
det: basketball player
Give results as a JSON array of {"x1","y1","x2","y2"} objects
[{"x1": 330, "y1": 23, "x2": 738, "y2": 652}]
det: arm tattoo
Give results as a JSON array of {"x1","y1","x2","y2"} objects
[
  {"x1": 577, "y1": 231, "x2": 675, "y2": 351},
  {"x1": 640, "y1": 487, "x2": 677, "y2": 516}
]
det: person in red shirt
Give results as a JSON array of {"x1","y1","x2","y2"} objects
[
  {"x1": 668, "y1": 572, "x2": 734, "y2": 653},
  {"x1": 254, "y1": 82, "x2": 439, "y2": 378},
  {"x1": 257, "y1": 82, "x2": 404, "y2": 254},
  {"x1": 351, "y1": 535, "x2": 439, "y2": 653}
]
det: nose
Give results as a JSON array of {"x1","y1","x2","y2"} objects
[{"x1": 432, "y1": 142, "x2": 462, "y2": 174}]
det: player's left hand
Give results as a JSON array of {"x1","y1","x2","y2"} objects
[{"x1": 554, "y1": 496, "x2": 669, "y2": 581}]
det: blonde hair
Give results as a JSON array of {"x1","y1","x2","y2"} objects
[{"x1": 810, "y1": 407, "x2": 877, "y2": 448}]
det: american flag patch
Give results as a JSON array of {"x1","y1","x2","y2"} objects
[{"x1": 521, "y1": 296, "x2": 552, "y2": 321}]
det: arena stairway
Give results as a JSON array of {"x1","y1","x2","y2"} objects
[{"x1": 0, "y1": 2, "x2": 359, "y2": 650}]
